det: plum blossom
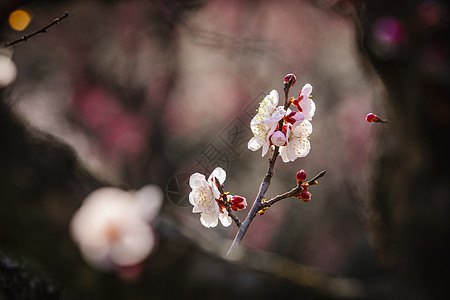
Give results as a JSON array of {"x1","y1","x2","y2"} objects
[
  {"x1": 248, "y1": 90, "x2": 286, "y2": 157},
  {"x1": 70, "y1": 185, "x2": 163, "y2": 270},
  {"x1": 248, "y1": 82, "x2": 316, "y2": 162},
  {"x1": 189, "y1": 167, "x2": 245, "y2": 228},
  {"x1": 279, "y1": 120, "x2": 313, "y2": 162}
]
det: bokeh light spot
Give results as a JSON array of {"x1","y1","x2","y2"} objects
[
  {"x1": 418, "y1": 1, "x2": 443, "y2": 27},
  {"x1": 9, "y1": 9, "x2": 31, "y2": 31}
]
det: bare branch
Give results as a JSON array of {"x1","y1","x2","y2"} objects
[
  {"x1": 2, "y1": 12, "x2": 69, "y2": 48},
  {"x1": 262, "y1": 186, "x2": 301, "y2": 208},
  {"x1": 307, "y1": 170, "x2": 327, "y2": 185}
]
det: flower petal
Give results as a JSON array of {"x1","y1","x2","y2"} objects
[
  {"x1": 301, "y1": 83, "x2": 313, "y2": 98},
  {"x1": 192, "y1": 204, "x2": 202, "y2": 213},
  {"x1": 200, "y1": 212, "x2": 219, "y2": 228},
  {"x1": 308, "y1": 100, "x2": 316, "y2": 119},
  {"x1": 209, "y1": 167, "x2": 226, "y2": 185},
  {"x1": 290, "y1": 137, "x2": 311, "y2": 159},
  {"x1": 279, "y1": 145, "x2": 290, "y2": 163},
  {"x1": 286, "y1": 141, "x2": 297, "y2": 162},
  {"x1": 248, "y1": 137, "x2": 262, "y2": 151},
  {"x1": 219, "y1": 211, "x2": 232, "y2": 227},
  {"x1": 267, "y1": 106, "x2": 286, "y2": 124},
  {"x1": 292, "y1": 120, "x2": 313, "y2": 137},
  {"x1": 189, "y1": 191, "x2": 196, "y2": 206},
  {"x1": 261, "y1": 140, "x2": 270, "y2": 157},
  {"x1": 253, "y1": 90, "x2": 279, "y2": 122},
  {"x1": 189, "y1": 173, "x2": 207, "y2": 189}
]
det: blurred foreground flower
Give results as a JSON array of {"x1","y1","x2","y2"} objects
[
  {"x1": 0, "y1": 51, "x2": 17, "y2": 87},
  {"x1": 189, "y1": 167, "x2": 246, "y2": 228},
  {"x1": 70, "y1": 185, "x2": 163, "y2": 270}
]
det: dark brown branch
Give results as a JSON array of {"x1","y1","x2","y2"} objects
[
  {"x1": 227, "y1": 146, "x2": 279, "y2": 256},
  {"x1": 262, "y1": 186, "x2": 301, "y2": 208},
  {"x1": 307, "y1": 169, "x2": 327, "y2": 185},
  {"x1": 214, "y1": 177, "x2": 241, "y2": 227},
  {"x1": 2, "y1": 12, "x2": 69, "y2": 48},
  {"x1": 262, "y1": 170, "x2": 326, "y2": 208}
]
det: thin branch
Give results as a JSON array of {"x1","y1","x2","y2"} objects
[
  {"x1": 2, "y1": 12, "x2": 69, "y2": 48},
  {"x1": 215, "y1": 177, "x2": 241, "y2": 227},
  {"x1": 307, "y1": 169, "x2": 327, "y2": 185},
  {"x1": 226, "y1": 146, "x2": 279, "y2": 256},
  {"x1": 262, "y1": 170, "x2": 326, "y2": 208},
  {"x1": 262, "y1": 186, "x2": 301, "y2": 208}
]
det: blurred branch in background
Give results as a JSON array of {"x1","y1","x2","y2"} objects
[{"x1": 2, "y1": 12, "x2": 69, "y2": 48}]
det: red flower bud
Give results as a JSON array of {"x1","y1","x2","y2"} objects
[
  {"x1": 298, "y1": 191, "x2": 311, "y2": 202},
  {"x1": 366, "y1": 113, "x2": 380, "y2": 122},
  {"x1": 229, "y1": 196, "x2": 247, "y2": 211},
  {"x1": 296, "y1": 170, "x2": 307, "y2": 184},
  {"x1": 284, "y1": 74, "x2": 297, "y2": 87}
]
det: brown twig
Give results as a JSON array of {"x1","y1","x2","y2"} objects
[
  {"x1": 226, "y1": 146, "x2": 280, "y2": 256},
  {"x1": 307, "y1": 169, "x2": 327, "y2": 185},
  {"x1": 2, "y1": 12, "x2": 69, "y2": 48},
  {"x1": 262, "y1": 170, "x2": 326, "y2": 208},
  {"x1": 214, "y1": 177, "x2": 241, "y2": 227}
]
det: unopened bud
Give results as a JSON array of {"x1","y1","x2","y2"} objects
[
  {"x1": 270, "y1": 130, "x2": 287, "y2": 147},
  {"x1": 366, "y1": 113, "x2": 380, "y2": 123},
  {"x1": 284, "y1": 74, "x2": 297, "y2": 88},
  {"x1": 296, "y1": 169, "x2": 307, "y2": 184},
  {"x1": 298, "y1": 191, "x2": 311, "y2": 202},
  {"x1": 229, "y1": 195, "x2": 247, "y2": 211}
]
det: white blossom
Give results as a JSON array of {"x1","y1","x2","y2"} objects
[
  {"x1": 279, "y1": 120, "x2": 313, "y2": 162},
  {"x1": 189, "y1": 167, "x2": 233, "y2": 228},
  {"x1": 248, "y1": 90, "x2": 286, "y2": 156}
]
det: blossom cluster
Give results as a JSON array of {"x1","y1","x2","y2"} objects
[
  {"x1": 189, "y1": 74, "x2": 317, "y2": 228},
  {"x1": 248, "y1": 80, "x2": 315, "y2": 162}
]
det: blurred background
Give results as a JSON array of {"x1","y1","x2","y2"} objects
[{"x1": 0, "y1": 0, "x2": 449, "y2": 299}]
